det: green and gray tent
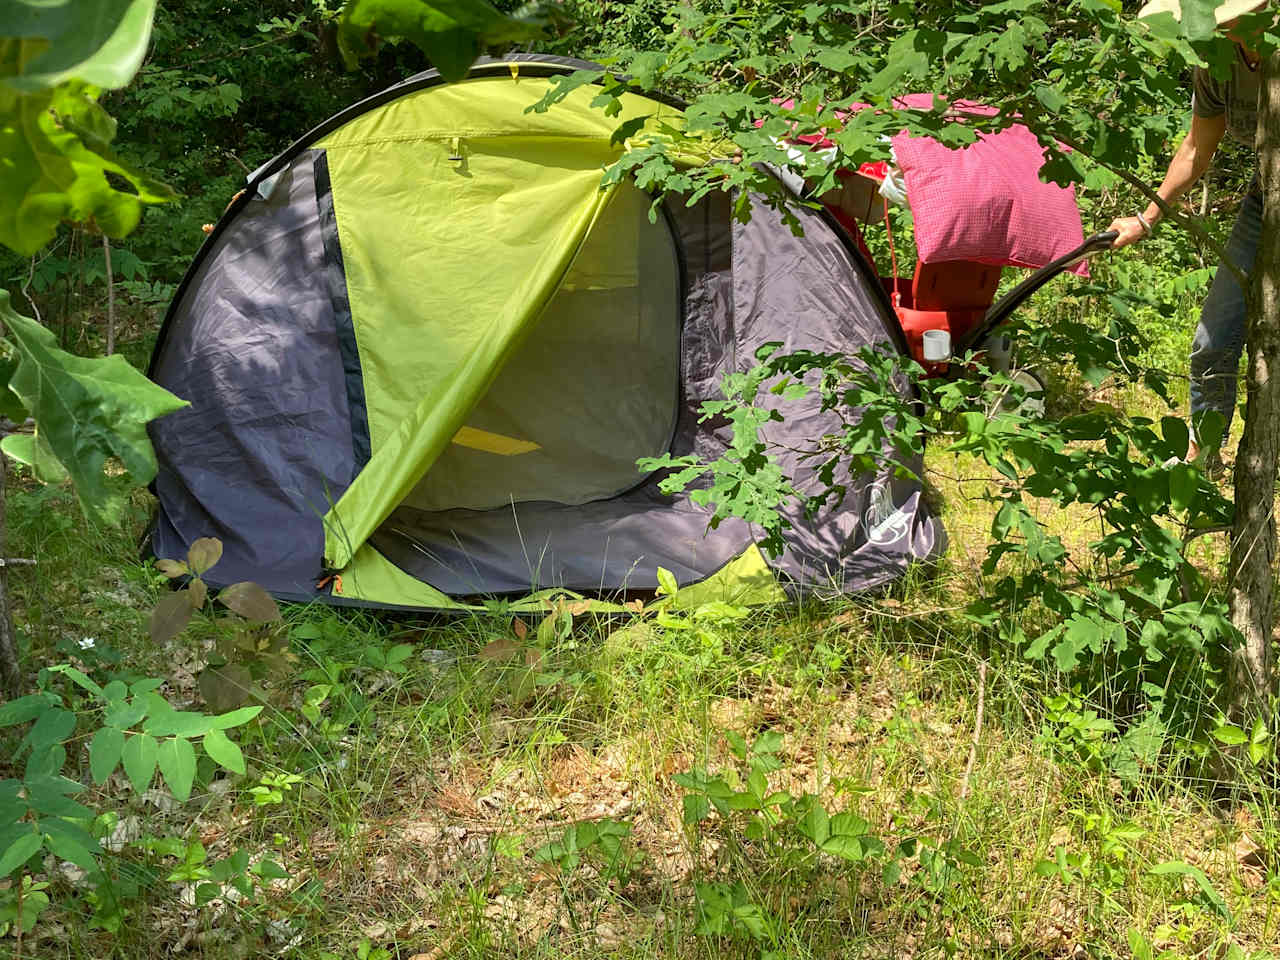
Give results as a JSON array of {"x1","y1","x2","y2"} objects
[{"x1": 146, "y1": 55, "x2": 943, "y2": 610}]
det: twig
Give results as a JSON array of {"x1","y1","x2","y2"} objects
[
  {"x1": 865, "y1": 603, "x2": 967, "y2": 621},
  {"x1": 0, "y1": 559, "x2": 35, "y2": 568},
  {"x1": 102, "y1": 234, "x2": 115, "y2": 355},
  {"x1": 959, "y1": 660, "x2": 987, "y2": 803},
  {"x1": 0, "y1": 449, "x2": 22, "y2": 698}
]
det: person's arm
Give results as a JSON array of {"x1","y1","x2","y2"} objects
[{"x1": 1108, "y1": 110, "x2": 1227, "y2": 248}]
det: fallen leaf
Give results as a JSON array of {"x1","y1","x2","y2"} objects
[
  {"x1": 479, "y1": 635, "x2": 519, "y2": 661},
  {"x1": 1234, "y1": 832, "x2": 1267, "y2": 870},
  {"x1": 512, "y1": 617, "x2": 528, "y2": 640}
]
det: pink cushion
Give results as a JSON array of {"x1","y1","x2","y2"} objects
[{"x1": 890, "y1": 120, "x2": 1088, "y2": 276}]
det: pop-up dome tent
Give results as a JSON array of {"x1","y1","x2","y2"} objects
[{"x1": 146, "y1": 55, "x2": 944, "y2": 610}]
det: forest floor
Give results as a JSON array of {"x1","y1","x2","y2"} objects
[{"x1": 2, "y1": 420, "x2": 1279, "y2": 960}]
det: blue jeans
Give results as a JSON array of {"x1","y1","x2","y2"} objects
[{"x1": 1189, "y1": 178, "x2": 1262, "y2": 435}]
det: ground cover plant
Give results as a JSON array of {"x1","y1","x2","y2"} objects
[{"x1": 4, "y1": 1, "x2": 1280, "y2": 958}]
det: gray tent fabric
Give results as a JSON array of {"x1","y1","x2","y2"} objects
[
  {"x1": 365, "y1": 183, "x2": 942, "y2": 596},
  {"x1": 150, "y1": 151, "x2": 356, "y2": 593},
  {"x1": 724, "y1": 189, "x2": 944, "y2": 592}
]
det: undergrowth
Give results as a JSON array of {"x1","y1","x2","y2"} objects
[{"x1": 1, "y1": 463, "x2": 1277, "y2": 960}]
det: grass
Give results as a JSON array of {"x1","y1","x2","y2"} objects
[{"x1": 2, "y1": 430, "x2": 1278, "y2": 960}]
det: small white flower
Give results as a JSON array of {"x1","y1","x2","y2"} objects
[{"x1": 78, "y1": 637, "x2": 96, "y2": 650}]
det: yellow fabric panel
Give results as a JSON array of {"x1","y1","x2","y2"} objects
[
  {"x1": 323, "y1": 136, "x2": 619, "y2": 455},
  {"x1": 317, "y1": 74, "x2": 679, "y2": 149},
  {"x1": 336, "y1": 540, "x2": 782, "y2": 613},
  {"x1": 318, "y1": 70, "x2": 701, "y2": 571},
  {"x1": 668, "y1": 545, "x2": 787, "y2": 610},
  {"x1": 451, "y1": 425, "x2": 540, "y2": 456},
  {"x1": 335, "y1": 544, "x2": 464, "y2": 608}
]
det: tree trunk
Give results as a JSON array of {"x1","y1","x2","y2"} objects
[
  {"x1": 0, "y1": 449, "x2": 21, "y2": 698},
  {"x1": 1229, "y1": 52, "x2": 1280, "y2": 709}
]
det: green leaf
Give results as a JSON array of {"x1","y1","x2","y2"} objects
[
  {"x1": 120, "y1": 732, "x2": 157, "y2": 793},
  {"x1": 0, "y1": 356, "x2": 29, "y2": 421},
  {"x1": 0, "y1": 829, "x2": 43, "y2": 877},
  {"x1": 682, "y1": 794, "x2": 710, "y2": 824},
  {"x1": 0, "y1": 0, "x2": 158, "y2": 93},
  {"x1": 156, "y1": 736, "x2": 196, "y2": 802},
  {"x1": 45, "y1": 664, "x2": 103, "y2": 698},
  {"x1": 24, "y1": 776, "x2": 92, "y2": 819},
  {"x1": 1178, "y1": 0, "x2": 1218, "y2": 40},
  {"x1": 0, "y1": 693, "x2": 53, "y2": 727},
  {"x1": 1, "y1": 433, "x2": 69, "y2": 483},
  {"x1": 22, "y1": 706, "x2": 74, "y2": 752},
  {"x1": 88, "y1": 726, "x2": 124, "y2": 784},
  {"x1": 103, "y1": 696, "x2": 147, "y2": 730},
  {"x1": 801, "y1": 801, "x2": 830, "y2": 847},
  {"x1": 143, "y1": 710, "x2": 212, "y2": 739},
  {"x1": 1169, "y1": 463, "x2": 1197, "y2": 513},
  {"x1": 337, "y1": 0, "x2": 548, "y2": 82},
  {"x1": 43, "y1": 830, "x2": 98, "y2": 871},
  {"x1": 209, "y1": 705, "x2": 263, "y2": 730},
  {"x1": 1149, "y1": 859, "x2": 1231, "y2": 921},
  {"x1": 0, "y1": 295, "x2": 188, "y2": 519},
  {"x1": 1212, "y1": 724, "x2": 1248, "y2": 746},
  {"x1": 655, "y1": 566, "x2": 679, "y2": 597},
  {"x1": 0, "y1": 81, "x2": 175, "y2": 254},
  {"x1": 202, "y1": 728, "x2": 245, "y2": 775}
]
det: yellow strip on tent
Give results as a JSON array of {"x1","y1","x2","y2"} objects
[
  {"x1": 334, "y1": 541, "x2": 782, "y2": 612},
  {"x1": 319, "y1": 71, "x2": 699, "y2": 571},
  {"x1": 450, "y1": 425, "x2": 540, "y2": 456}
]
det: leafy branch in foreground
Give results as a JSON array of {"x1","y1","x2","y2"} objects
[
  {"x1": 644, "y1": 318, "x2": 1238, "y2": 764},
  {"x1": 336, "y1": 0, "x2": 559, "y2": 81},
  {"x1": 0, "y1": 292, "x2": 188, "y2": 523}
]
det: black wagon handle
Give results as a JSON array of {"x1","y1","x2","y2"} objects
[{"x1": 957, "y1": 230, "x2": 1119, "y2": 353}]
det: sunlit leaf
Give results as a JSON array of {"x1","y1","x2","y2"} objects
[
  {"x1": 337, "y1": 0, "x2": 549, "y2": 81},
  {"x1": 0, "y1": 0, "x2": 158, "y2": 93},
  {"x1": 0, "y1": 81, "x2": 176, "y2": 254},
  {"x1": 0, "y1": 294, "x2": 188, "y2": 519}
]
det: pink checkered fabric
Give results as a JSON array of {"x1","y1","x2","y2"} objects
[
  {"x1": 769, "y1": 95, "x2": 1088, "y2": 276},
  {"x1": 891, "y1": 119, "x2": 1088, "y2": 276}
]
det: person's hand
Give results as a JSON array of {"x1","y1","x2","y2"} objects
[{"x1": 1107, "y1": 216, "x2": 1150, "y2": 249}]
